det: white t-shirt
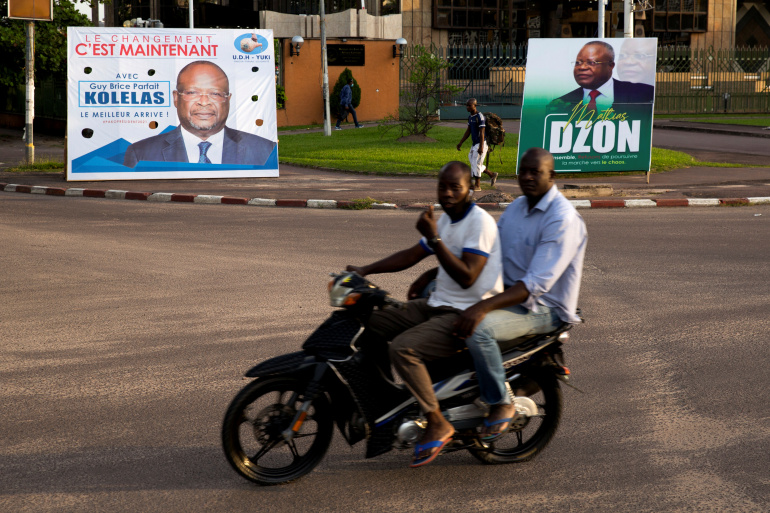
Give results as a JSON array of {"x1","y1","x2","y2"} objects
[{"x1": 419, "y1": 203, "x2": 503, "y2": 310}]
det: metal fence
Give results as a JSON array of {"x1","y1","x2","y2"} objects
[
  {"x1": 0, "y1": 77, "x2": 67, "y2": 121},
  {"x1": 399, "y1": 44, "x2": 770, "y2": 116}
]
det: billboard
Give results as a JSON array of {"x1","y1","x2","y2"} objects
[
  {"x1": 518, "y1": 38, "x2": 658, "y2": 173},
  {"x1": 67, "y1": 28, "x2": 278, "y2": 181}
]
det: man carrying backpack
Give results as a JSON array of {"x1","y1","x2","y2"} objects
[{"x1": 456, "y1": 98, "x2": 498, "y2": 191}]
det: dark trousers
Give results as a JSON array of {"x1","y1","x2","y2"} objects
[
  {"x1": 367, "y1": 298, "x2": 463, "y2": 413},
  {"x1": 336, "y1": 105, "x2": 359, "y2": 127}
]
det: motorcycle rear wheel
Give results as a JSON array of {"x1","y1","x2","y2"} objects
[
  {"x1": 221, "y1": 376, "x2": 333, "y2": 485},
  {"x1": 469, "y1": 372, "x2": 562, "y2": 464}
]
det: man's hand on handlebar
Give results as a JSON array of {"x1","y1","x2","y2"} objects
[{"x1": 345, "y1": 265, "x2": 368, "y2": 276}]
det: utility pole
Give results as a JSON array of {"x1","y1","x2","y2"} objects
[
  {"x1": 9, "y1": 0, "x2": 54, "y2": 166},
  {"x1": 598, "y1": 0, "x2": 606, "y2": 38},
  {"x1": 25, "y1": 21, "x2": 34, "y2": 164},
  {"x1": 320, "y1": 0, "x2": 332, "y2": 136},
  {"x1": 624, "y1": 0, "x2": 634, "y2": 38}
]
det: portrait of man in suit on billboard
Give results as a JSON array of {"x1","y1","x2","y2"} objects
[
  {"x1": 550, "y1": 41, "x2": 654, "y2": 111},
  {"x1": 123, "y1": 60, "x2": 276, "y2": 168},
  {"x1": 617, "y1": 38, "x2": 657, "y2": 86}
]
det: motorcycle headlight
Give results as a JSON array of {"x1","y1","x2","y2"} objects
[{"x1": 328, "y1": 274, "x2": 357, "y2": 307}]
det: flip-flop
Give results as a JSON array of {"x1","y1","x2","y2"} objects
[
  {"x1": 480, "y1": 417, "x2": 513, "y2": 441},
  {"x1": 410, "y1": 434, "x2": 454, "y2": 468}
]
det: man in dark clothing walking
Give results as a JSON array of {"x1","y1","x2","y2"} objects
[
  {"x1": 456, "y1": 98, "x2": 498, "y2": 191},
  {"x1": 335, "y1": 79, "x2": 363, "y2": 130}
]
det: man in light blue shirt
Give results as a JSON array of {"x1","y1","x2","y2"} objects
[{"x1": 454, "y1": 147, "x2": 587, "y2": 440}]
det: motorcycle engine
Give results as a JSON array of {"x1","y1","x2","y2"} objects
[{"x1": 395, "y1": 417, "x2": 427, "y2": 448}]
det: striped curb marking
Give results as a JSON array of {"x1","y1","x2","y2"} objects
[{"x1": 2, "y1": 183, "x2": 770, "y2": 210}]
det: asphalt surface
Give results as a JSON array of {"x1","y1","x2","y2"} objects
[
  {"x1": 1, "y1": 120, "x2": 769, "y2": 205},
  {"x1": 2, "y1": 196, "x2": 769, "y2": 512}
]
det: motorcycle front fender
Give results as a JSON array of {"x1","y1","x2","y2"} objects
[{"x1": 244, "y1": 351, "x2": 316, "y2": 378}]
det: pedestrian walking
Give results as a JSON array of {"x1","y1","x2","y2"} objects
[
  {"x1": 456, "y1": 98, "x2": 498, "y2": 191},
  {"x1": 335, "y1": 79, "x2": 363, "y2": 130}
]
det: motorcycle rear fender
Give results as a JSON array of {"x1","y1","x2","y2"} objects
[{"x1": 244, "y1": 351, "x2": 317, "y2": 378}]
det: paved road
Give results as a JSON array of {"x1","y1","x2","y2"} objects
[
  {"x1": 2, "y1": 196, "x2": 769, "y2": 512},
  {"x1": 651, "y1": 129, "x2": 770, "y2": 166},
  {"x1": 495, "y1": 120, "x2": 770, "y2": 165}
]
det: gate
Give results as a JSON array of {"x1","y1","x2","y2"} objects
[{"x1": 400, "y1": 44, "x2": 770, "y2": 119}]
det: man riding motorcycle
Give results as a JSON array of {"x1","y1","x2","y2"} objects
[
  {"x1": 346, "y1": 160, "x2": 503, "y2": 467},
  {"x1": 454, "y1": 147, "x2": 588, "y2": 440}
]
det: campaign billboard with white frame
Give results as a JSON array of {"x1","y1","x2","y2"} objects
[{"x1": 67, "y1": 27, "x2": 278, "y2": 181}]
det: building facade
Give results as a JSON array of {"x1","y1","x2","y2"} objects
[
  {"x1": 100, "y1": 0, "x2": 768, "y2": 49},
  {"x1": 400, "y1": 0, "x2": 768, "y2": 49}
]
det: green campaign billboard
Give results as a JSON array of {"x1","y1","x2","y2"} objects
[{"x1": 517, "y1": 38, "x2": 658, "y2": 173}]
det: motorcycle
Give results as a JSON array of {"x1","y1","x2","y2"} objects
[{"x1": 221, "y1": 272, "x2": 579, "y2": 485}]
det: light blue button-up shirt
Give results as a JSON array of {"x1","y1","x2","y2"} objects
[{"x1": 497, "y1": 185, "x2": 587, "y2": 324}]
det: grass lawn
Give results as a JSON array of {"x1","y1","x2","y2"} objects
[
  {"x1": 2, "y1": 159, "x2": 65, "y2": 174},
  {"x1": 663, "y1": 114, "x2": 770, "y2": 127},
  {"x1": 278, "y1": 126, "x2": 737, "y2": 177}
]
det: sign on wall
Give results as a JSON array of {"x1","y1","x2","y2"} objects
[
  {"x1": 517, "y1": 38, "x2": 658, "y2": 173},
  {"x1": 67, "y1": 28, "x2": 278, "y2": 181},
  {"x1": 327, "y1": 45, "x2": 365, "y2": 66}
]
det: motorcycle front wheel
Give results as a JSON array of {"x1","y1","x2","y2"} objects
[
  {"x1": 469, "y1": 372, "x2": 562, "y2": 464},
  {"x1": 221, "y1": 376, "x2": 333, "y2": 485}
]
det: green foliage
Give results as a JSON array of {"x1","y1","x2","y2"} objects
[
  {"x1": 276, "y1": 84, "x2": 286, "y2": 109},
  {"x1": 0, "y1": 0, "x2": 92, "y2": 89},
  {"x1": 4, "y1": 158, "x2": 65, "y2": 173},
  {"x1": 340, "y1": 197, "x2": 381, "y2": 210},
  {"x1": 330, "y1": 68, "x2": 360, "y2": 117},
  {"x1": 382, "y1": 45, "x2": 461, "y2": 138}
]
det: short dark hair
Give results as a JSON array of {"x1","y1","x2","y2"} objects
[
  {"x1": 520, "y1": 147, "x2": 555, "y2": 173},
  {"x1": 582, "y1": 41, "x2": 615, "y2": 62},
  {"x1": 439, "y1": 160, "x2": 472, "y2": 186}
]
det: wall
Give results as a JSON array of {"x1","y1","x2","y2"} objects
[
  {"x1": 401, "y1": 0, "x2": 450, "y2": 46},
  {"x1": 692, "y1": 0, "x2": 738, "y2": 49},
  {"x1": 280, "y1": 39, "x2": 401, "y2": 127},
  {"x1": 262, "y1": 9, "x2": 402, "y2": 40}
]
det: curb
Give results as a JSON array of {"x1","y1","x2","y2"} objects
[{"x1": 2, "y1": 182, "x2": 770, "y2": 210}]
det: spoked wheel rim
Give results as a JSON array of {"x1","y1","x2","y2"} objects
[
  {"x1": 222, "y1": 377, "x2": 333, "y2": 485},
  {"x1": 470, "y1": 372, "x2": 561, "y2": 464},
  {"x1": 490, "y1": 375, "x2": 556, "y2": 453}
]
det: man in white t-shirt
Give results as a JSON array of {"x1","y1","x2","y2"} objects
[{"x1": 346, "y1": 161, "x2": 503, "y2": 468}]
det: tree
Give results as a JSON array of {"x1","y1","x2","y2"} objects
[
  {"x1": 383, "y1": 44, "x2": 461, "y2": 138},
  {"x1": 330, "y1": 68, "x2": 360, "y2": 118},
  {"x1": 0, "y1": 0, "x2": 92, "y2": 90}
]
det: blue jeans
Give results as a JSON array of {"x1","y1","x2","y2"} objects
[
  {"x1": 466, "y1": 304, "x2": 561, "y2": 405},
  {"x1": 336, "y1": 105, "x2": 359, "y2": 127}
]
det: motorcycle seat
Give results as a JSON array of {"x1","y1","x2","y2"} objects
[{"x1": 424, "y1": 315, "x2": 578, "y2": 382}]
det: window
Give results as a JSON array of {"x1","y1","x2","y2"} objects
[
  {"x1": 652, "y1": 0, "x2": 707, "y2": 33},
  {"x1": 436, "y1": 0, "x2": 526, "y2": 44}
]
